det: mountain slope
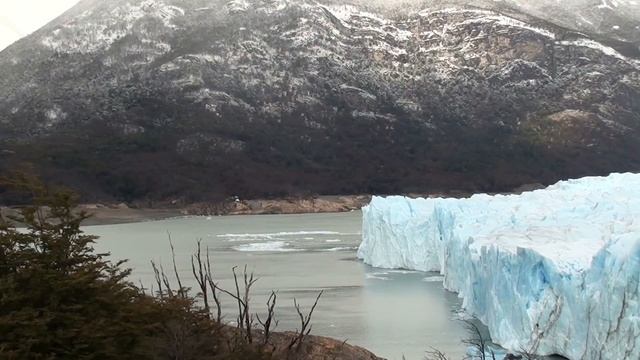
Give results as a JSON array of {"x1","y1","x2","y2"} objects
[
  {"x1": 0, "y1": 0, "x2": 639, "y2": 202},
  {"x1": 489, "y1": 0, "x2": 640, "y2": 47}
]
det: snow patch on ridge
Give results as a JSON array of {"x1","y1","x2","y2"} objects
[
  {"x1": 422, "y1": 8, "x2": 555, "y2": 39},
  {"x1": 559, "y1": 38, "x2": 640, "y2": 65},
  {"x1": 41, "y1": 0, "x2": 183, "y2": 53},
  {"x1": 358, "y1": 173, "x2": 640, "y2": 359}
]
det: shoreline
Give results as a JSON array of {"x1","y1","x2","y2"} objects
[
  {"x1": 2, "y1": 184, "x2": 544, "y2": 226},
  {"x1": 82, "y1": 194, "x2": 372, "y2": 225},
  {"x1": 1, "y1": 195, "x2": 373, "y2": 226}
]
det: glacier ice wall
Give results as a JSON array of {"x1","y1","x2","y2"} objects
[{"x1": 357, "y1": 173, "x2": 640, "y2": 359}]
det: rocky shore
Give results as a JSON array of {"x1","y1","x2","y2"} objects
[
  {"x1": 252, "y1": 330, "x2": 383, "y2": 360},
  {"x1": 0, "y1": 195, "x2": 372, "y2": 226},
  {"x1": 184, "y1": 195, "x2": 372, "y2": 216},
  {"x1": 1, "y1": 185, "x2": 544, "y2": 226}
]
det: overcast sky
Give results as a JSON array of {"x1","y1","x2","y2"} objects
[{"x1": 0, "y1": 0, "x2": 80, "y2": 51}]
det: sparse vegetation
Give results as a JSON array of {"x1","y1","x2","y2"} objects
[
  {"x1": 0, "y1": 175, "x2": 363, "y2": 360},
  {"x1": 424, "y1": 319, "x2": 549, "y2": 360}
]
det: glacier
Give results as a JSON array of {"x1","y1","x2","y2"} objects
[{"x1": 357, "y1": 173, "x2": 640, "y2": 359}]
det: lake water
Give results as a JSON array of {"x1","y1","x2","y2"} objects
[{"x1": 88, "y1": 211, "x2": 473, "y2": 360}]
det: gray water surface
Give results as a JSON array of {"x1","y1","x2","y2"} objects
[{"x1": 88, "y1": 211, "x2": 471, "y2": 360}]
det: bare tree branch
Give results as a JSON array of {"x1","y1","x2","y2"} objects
[
  {"x1": 462, "y1": 320, "x2": 489, "y2": 360},
  {"x1": 288, "y1": 290, "x2": 323, "y2": 350},
  {"x1": 257, "y1": 291, "x2": 278, "y2": 344},
  {"x1": 190, "y1": 240, "x2": 209, "y2": 315},
  {"x1": 151, "y1": 260, "x2": 163, "y2": 298},
  {"x1": 425, "y1": 347, "x2": 450, "y2": 360},
  {"x1": 167, "y1": 232, "x2": 185, "y2": 298},
  {"x1": 204, "y1": 247, "x2": 222, "y2": 322}
]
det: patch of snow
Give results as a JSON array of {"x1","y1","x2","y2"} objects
[
  {"x1": 164, "y1": 5, "x2": 185, "y2": 16},
  {"x1": 560, "y1": 38, "x2": 638, "y2": 64},
  {"x1": 43, "y1": 105, "x2": 67, "y2": 127},
  {"x1": 185, "y1": 53, "x2": 222, "y2": 63},
  {"x1": 205, "y1": 104, "x2": 219, "y2": 114},
  {"x1": 351, "y1": 110, "x2": 377, "y2": 119},
  {"x1": 160, "y1": 61, "x2": 180, "y2": 71},
  {"x1": 226, "y1": 0, "x2": 249, "y2": 13},
  {"x1": 371, "y1": 42, "x2": 407, "y2": 56},
  {"x1": 419, "y1": 8, "x2": 494, "y2": 18},
  {"x1": 597, "y1": 0, "x2": 617, "y2": 9},
  {"x1": 321, "y1": 5, "x2": 368, "y2": 23},
  {"x1": 254, "y1": 0, "x2": 288, "y2": 14},
  {"x1": 139, "y1": 1, "x2": 184, "y2": 29},
  {"x1": 172, "y1": 74, "x2": 204, "y2": 88},
  {"x1": 41, "y1": 0, "x2": 182, "y2": 53},
  {"x1": 395, "y1": 28, "x2": 413, "y2": 41},
  {"x1": 578, "y1": 15, "x2": 594, "y2": 26},
  {"x1": 143, "y1": 40, "x2": 171, "y2": 53},
  {"x1": 339, "y1": 84, "x2": 376, "y2": 100},
  {"x1": 123, "y1": 124, "x2": 145, "y2": 135},
  {"x1": 454, "y1": 15, "x2": 555, "y2": 39}
]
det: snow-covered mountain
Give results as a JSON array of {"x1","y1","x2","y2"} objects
[{"x1": 0, "y1": 0, "x2": 639, "y2": 201}]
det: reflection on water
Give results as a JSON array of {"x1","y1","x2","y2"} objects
[{"x1": 88, "y1": 211, "x2": 472, "y2": 360}]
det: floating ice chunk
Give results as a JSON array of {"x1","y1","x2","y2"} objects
[
  {"x1": 365, "y1": 272, "x2": 391, "y2": 280},
  {"x1": 233, "y1": 241, "x2": 300, "y2": 252},
  {"x1": 322, "y1": 246, "x2": 358, "y2": 252},
  {"x1": 218, "y1": 231, "x2": 342, "y2": 238}
]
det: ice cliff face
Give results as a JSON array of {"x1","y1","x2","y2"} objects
[{"x1": 358, "y1": 173, "x2": 640, "y2": 359}]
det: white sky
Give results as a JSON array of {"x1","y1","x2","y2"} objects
[{"x1": 0, "y1": 0, "x2": 80, "y2": 51}]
